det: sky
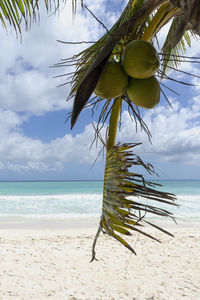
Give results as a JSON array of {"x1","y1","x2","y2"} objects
[{"x1": 0, "y1": 0, "x2": 200, "y2": 181}]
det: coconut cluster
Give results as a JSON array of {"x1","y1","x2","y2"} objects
[{"x1": 94, "y1": 40, "x2": 160, "y2": 109}]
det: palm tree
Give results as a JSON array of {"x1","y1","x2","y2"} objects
[
  {"x1": 66, "y1": 0, "x2": 200, "y2": 260},
  {"x1": 1, "y1": 0, "x2": 200, "y2": 260}
]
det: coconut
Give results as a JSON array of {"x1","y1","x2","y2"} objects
[
  {"x1": 94, "y1": 61, "x2": 128, "y2": 99},
  {"x1": 122, "y1": 40, "x2": 160, "y2": 79},
  {"x1": 126, "y1": 76, "x2": 160, "y2": 109}
]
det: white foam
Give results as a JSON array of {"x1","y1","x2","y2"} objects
[
  {"x1": 0, "y1": 213, "x2": 100, "y2": 220},
  {"x1": 177, "y1": 194, "x2": 200, "y2": 200},
  {"x1": 0, "y1": 193, "x2": 199, "y2": 220},
  {"x1": 0, "y1": 193, "x2": 102, "y2": 201}
]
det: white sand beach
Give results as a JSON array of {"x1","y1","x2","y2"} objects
[{"x1": 0, "y1": 220, "x2": 200, "y2": 300}]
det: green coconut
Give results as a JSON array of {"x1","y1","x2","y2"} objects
[
  {"x1": 94, "y1": 61, "x2": 128, "y2": 99},
  {"x1": 122, "y1": 40, "x2": 160, "y2": 79},
  {"x1": 126, "y1": 76, "x2": 160, "y2": 109}
]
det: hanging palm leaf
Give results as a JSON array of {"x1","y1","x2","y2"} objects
[{"x1": 91, "y1": 142, "x2": 177, "y2": 261}]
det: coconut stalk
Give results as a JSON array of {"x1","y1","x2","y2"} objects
[{"x1": 106, "y1": 98, "x2": 122, "y2": 152}]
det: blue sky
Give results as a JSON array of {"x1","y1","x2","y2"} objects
[{"x1": 0, "y1": 0, "x2": 200, "y2": 181}]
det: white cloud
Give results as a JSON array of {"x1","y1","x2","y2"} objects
[
  {"x1": 0, "y1": 109, "x2": 25, "y2": 134},
  {"x1": 0, "y1": 108, "x2": 105, "y2": 172},
  {"x1": 0, "y1": 1, "x2": 117, "y2": 174},
  {"x1": 0, "y1": 1, "x2": 115, "y2": 115},
  {"x1": 0, "y1": 93, "x2": 200, "y2": 174},
  {"x1": 0, "y1": 67, "x2": 71, "y2": 114},
  {"x1": 118, "y1": 98, "x2": 200, "y2": 165}
]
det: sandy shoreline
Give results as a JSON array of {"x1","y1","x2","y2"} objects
[{"x1": 0, "y1": 220, "x2": 200, "y2": 300}]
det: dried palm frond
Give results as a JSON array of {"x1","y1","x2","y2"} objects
[{"x1": 91, "y1": 142, "x2": 177, "y2": 261}]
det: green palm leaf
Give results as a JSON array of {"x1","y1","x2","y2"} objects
[
  {"x1": 141, "y1": 1, "x2": 179, "y2": 42},
  {"x1": 160, "y1": 0, "x2": 200, "y2": 75},
  {"x1": 0, "y1": 0, "x2": 81, "y2": 33},
  {"x1": 161, "y1": 16, "x2": 193, "y2": 75},
  {"x1": 91, "y1": 143, "x2": 177, "y2": 261}
]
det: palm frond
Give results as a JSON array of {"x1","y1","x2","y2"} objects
[
  {"x1": 161, "y1": 16, "x2": 193, "y2": 75},
  {"x1": 0, "y1": 0, "x2": 81, "y2": 34},
  {"x1": 141, "y1": 1, "x2": 179, "y2": 42},
  {"x1": 91, "y1": 143, "x2": 177, "y2": 261}
]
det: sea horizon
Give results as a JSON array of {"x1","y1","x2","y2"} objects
[
  {"x1": 0, "y1": 178, "x2": 200, "y2": 182},
  {"x1": 0, "y1": 179, "x2": 199, "y2": 225}
]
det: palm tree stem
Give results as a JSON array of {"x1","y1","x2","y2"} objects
[{"x1": 106, "y1": 98, "x2": 122, "y2": 152}]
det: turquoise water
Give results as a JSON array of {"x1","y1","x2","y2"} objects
[
  {"x1": 154, "y1": 180, "x2": 200, "y2": 195},
  {"x1": 0, "y1": 180, "x2": 199, "y2": 221},
  {"x1": 0, "y1": 181, "x2": 103, "y2": 196}
]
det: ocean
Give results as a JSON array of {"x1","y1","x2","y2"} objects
[{"x1": 0, "y1": 180, "x2": 200, "y2": 224}]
